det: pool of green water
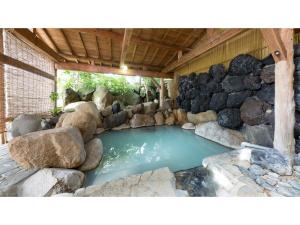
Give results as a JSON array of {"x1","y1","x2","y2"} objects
[{"x1": 85, "y1": 126, "x2": 231, "y2": 186}]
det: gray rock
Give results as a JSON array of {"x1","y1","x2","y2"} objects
[
  {"x1": 288, "y1": 180, "x2": 300, "y2": 190},
  {"x1": 143, "y1": 102, "x2": 158, "y2": 115},
  {"x1": 101, "y1": 106, "x2": 113, "y2": 117},
  {"x1": 10, "y1": 114, "x2": 42, "y2": 138},
  {"x1": 17, "y1": 168, "x2": 85, "y2": 197},
  {"x1": 255, "y1": 177, "x2": 274, "y2": 191},
  {"x1": 250, "y1": 148, "x2": 292, "y2": 176},
  {"x1": 295, "y1": 154, "x2": 300, "y2": 166},
  {"x1": 241, "y1": 124, "x2": 274, "y2": 147},
  {"x1": 103, "y1": 111, "x2": 128, "y2": 129},
  {"x1": 275, "y1": 186, "x2": 300, "y2": 197},
  {"x1": 249, "y1": 164, "x2": 266, "y2": 176},
  {"x1": 262, "y1": 175, "x2": 278, "y2": 186}
]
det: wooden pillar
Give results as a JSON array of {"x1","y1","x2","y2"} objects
[
  {"x1": 261, "y1": 28, "x2": 295, "y2": 164},
  {"x1": 0, "y1": 28, "x2": 5, "y2": 144},
  {"x1": 159, "y1": 78, "x2": 164, "y2": 107},
  {"x1": 54, "y1": 68, "x2": 57, "y2": 108}
]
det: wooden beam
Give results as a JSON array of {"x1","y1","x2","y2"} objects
[
  {"x1": 260, "y1": 29, "x2": 288, "y2": 62},
  {"x1": 55, "y1": 62, "x2": 173, "y2": 78},
  {"x1": 162, "y1": 29, "x2": 246, "y2": 73},
  {"x1": 95, "y1": 36, "x2": 101, "y2": 59},
  {"x1": 58, "y1": 53, "x2": 163, "y2": 71},
  {"x1": 261, "y1": 28, "x2": 295, "y2": 165},
  {"x1": 151, "y1": 77, "x2": 161, "y2": 89},
  {"x1": 159, "y1": 78, "x2": 165, "y2": 107},
  {"x1": 120, "y1": 29, "x2": 133, "y2": 66},
  {"x1": 0, "y1": 53, "x2": 55, "y2": 80},
  {"x1": 36, "y1": 28, "x2": 59, "y2": 53},
  {"x1": 68, "y1": 28, "x2": 192, "y2": 52},
  {"x1": 60, "y1": 29, "x2": 77, "y2": 63},
  {"x1": 8, "y1": 29, "x2": 64, "y2": 62},
  {"x1": 0, "y1": 29, "x2": 5, "y2": 139}
]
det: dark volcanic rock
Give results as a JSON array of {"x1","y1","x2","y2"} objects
[
  {"x1": 257, "y1": 84, "x2": 275, "y2": 105},
  {"x1": 103, "y1": 111, "x2": 128, "y2": 129},
  {"x1": 261, "y1": 54, "x2": 275, "y2": 66},
  {"x1": 226, "y1": 90, "x2": 252, "y2": 108},
  {"x1": 217, "y1": 108, "x2": 242, "y2": 129},
  {"x1": 209, "y1": 64, "x2": 226, "y2": 82},
  {"x1": 243, "y1": 75, "x2": 262, "y2": 90},
  {"x1": 181, "y1": 99, "x2": 191, "y2": 112},
  {"x1": 209, "y1": 92, "x2": 228, "y2": 112},
  {"x1": 228, "y1": 54, "x2": 263, "y2": 76},
  {"x1": 190, "y1": 94, "x2": 210, "y2": 113},
  {"x1": 207, "y1": 80, "x2": 223, "y2": 93},
  {"x1": 222, "y1": 75, "x2": 246, "y2": 93},
  {"x1": 240, "y1": 97, "x2": 271, "y2": 125},
  {"x1": 196, "y1": 72, "x2": 211, "y2": 85},
  {"x1": 260, "y1": 64, "x2": 275, "y2": 84},
  {"x1": 175, "y1": 166, "x2": 216, "y2": 197},
  {"x1": 112, "y1": 102, "x2": 121, "y2": 114}
]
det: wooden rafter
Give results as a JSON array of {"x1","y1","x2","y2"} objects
[
  {"x1": 58, "y1": 53, "x2": 163, "y2": 71},
  {"x1": 141, "y1": 44, "x2": 150, "y2": 63},
  {"x1": 260, "y1": 29, "x2": 288, "y2": 62},
  {"x1": 78, "y1": 32, "x2": 90, "y2": 64},
  {"x1": 68, "y1": 28, "x2": 192, "y2": 52},
  {"x1": 55, "y1": 62, "x2": 173, "y2": 78},
  {"x1": 131, "y1": 44, "x2": 137, "y2": 62},
  {"x1": 150, "y1": 30, "x2": 169, "y2": 65},
  {"x1": 95, "y1": 36, "x2": 101, "y2": 59},
  {"x1": 60, "y1": 29, "x2": 78, "y2": 63},
  {"x1": 8, "y1": 28, "x2": 64, "y2": 62},
  {"x1": 36, "y1": 28, "x2": 59, "y2": 53},
  {"x1": 120, "y1": 28, "x2": 133, "y2": 66},
  {"x1": 162, "y1": 29, "x2": 246, "y2": 73}
]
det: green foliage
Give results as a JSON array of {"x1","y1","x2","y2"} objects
[
  {"x1": 49, "y1": 92, "x2": 59, "y2": 103},
  {"x1": 50, "y1": 107, "x2": 62, "y2": 117},
  {"x1": 59, "y1": 71, "x2": 137, "y2": 96}
]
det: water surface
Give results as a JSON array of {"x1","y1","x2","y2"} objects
[{"x1": 85, "y1": 126, "x2": 230, "y2": 186}]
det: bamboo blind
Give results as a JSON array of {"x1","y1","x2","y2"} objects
[
  {"x1": 0, "y1": 29, "x2": 4, "y2": 136},
  {"x1": 3, "y1": 31, "x2": 55, "y2": 118}
]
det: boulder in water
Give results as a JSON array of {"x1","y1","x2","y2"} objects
[
  {"x1": 130, "y1": 114, "x2": 155, "y2": 128},
  {"x1": 217, "y1": 108, "x2": 242, "y2": 129}
]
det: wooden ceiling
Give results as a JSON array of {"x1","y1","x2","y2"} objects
[{"x1": 7, "y1": 28, "x2": 247, "y2": 78}]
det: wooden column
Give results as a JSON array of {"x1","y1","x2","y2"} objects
[
  {"x1": 261, "y1": 28, "x2": 295, "y2": 164},
  {"x1": 54, "y1": 68, "x2": 58, "y2": 108},
  {"x1": 0, "y1": 28, "x2": 5, "y2": 144},
  {"x1": 159, "y1": 78, "x2": 165, "y2": 108}
]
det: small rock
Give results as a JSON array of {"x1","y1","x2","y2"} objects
[
  {"x1": 95, "y1": 128, "x2": 105, "y2": 135},
  {"x1": 143, "y1": 102, "x2": 158, "y2": 115},
  {"x1": 130, "y1": 114, "x2": 155, "y2": 128},
  {"x1": 165, "y1": 113, "x2": 175, "y2": 126},
  {"x1": 187, "y1": 110, "x2": 217, "y2": 125},
  {"x1": 101, "y1": 106, "x2": 113, "y2": 117},
  {"x1": 11, "y1": 114, "x2": 42, "y2": 138},
  {"x1": 112, "y1": 123, "x2": 130, "y2": 130},
  {"x1": 293, "y1": 166, "x2": 300, "y2": 173},
  {"x1": 154, "y1": 112, "x2": 165, "y2": 126},
  {"x1": 103, "y1": 111, "x2": 128, "y2": 129},
  {"x1": 181, "y1": 123, "x2": 195, "y2": 130}
]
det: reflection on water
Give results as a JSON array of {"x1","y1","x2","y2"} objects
[{"x1": 85, "y1": 126, "x2": 230, "y2": 186}]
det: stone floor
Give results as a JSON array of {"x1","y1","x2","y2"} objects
[
  {"x1": 0, "y1": 144, "x2": 37, "y2": 196},
  {"x1": 203, "y1": 144, "x2": 300, "y2": 197}
]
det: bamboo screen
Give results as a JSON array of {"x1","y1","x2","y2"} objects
[{"x1": 3, "y1": 31, "x2": 55, "y2": 118}]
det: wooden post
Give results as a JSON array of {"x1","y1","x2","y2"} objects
[
  {"x1": 0, "y1": 28, "x2": 5, "y2": 144},
  {"x1": 159, "y1": 78, "x2": 165, "y2": 108},
  {"x1": 54, "y1": 68, "x2": 58, "y2": 109},
  {"x1": 261, "y1": 28, "x2": 295, "y2": 164}
]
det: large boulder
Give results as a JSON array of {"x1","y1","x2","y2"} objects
[
  {"x1": 10, "y1": 114, "x2": 42, "y2": 138},
  {"x1": 75, "y1": 102, "x2": 102, "y2": 127},
  {"x1": 222, "y1": 75, "x2": 246, "y2": 93},
  {"x1": 256, "y1": 84, "x2": 275, "y2": 105},
  {"x1": 143, "y1": 102, "x2": 158, "y2": 115},
  {"x1": 93, "y1": 87, "x2": 114, "y2": 110},
  {"x1": 209, "y1": 92, "x2": 228, "y2": 112},
  {"x1": 17, "y1": 168, "x2": 85, "y2": 197},
  {"x1": 74, "y1": 167, "x2": 185, "y2": 197},
  {"x1": 161, "y1": 99, "x2": 174, "y2": 111},
  {"x1": 165, "y1": 113, "x2": 175, "y2": 126},
  {"x1": 195, "y1": 121, "x2": 245, "y2": 149},
  {"x1": 112, "y1": 101, "x2": 121, "y2": 114},
  {"x1": 243, "y1": 75, "x2": 262, "y2": 90},
  {"x1": 217, "y1": 108, "x2": 242, "y2": 129},
  {"x1": 79, "y1": 138, "x2": 103, "y2": 171},
  {"x1": 241, "y1": 124, "x2": 274, "y2": 147},
  {"x1": 125, "y1": 104, "x2": 144, "y2": 114},
  {"x1": 226, "y1": 90, "x2": 252, "y2": 108},
  {"x1": 64, "y1": 101, "x2": 85, "y2": 112},
  {"x1": 260, "y1": 64, "x2": 275, "y2": 84},
  {"x1": 173, "y1": 108, "x2": 188, "y2": 125},
  {"x1": 154, "y1": 112, "x2": 165, "y2": 125},
  {"x1": 130, "y1": 114, "x2": 155, "y2": 128},
  {"x1": 9, "y1": 127, "x2": 86, "y2": 169},
  {"x1": 187, "y1": 110, "x2": 217, "y2": 125},
  {"x1": 228, "y1": 54, "x2": 263, "y2": 76},
  {"x1": 209, "y1": 64, "x2": 226, "y2": 83},
  {"x1": 240, "y1": 97, "x2": 271, "y2": 125},
  {"x1": 64, "y1": 88, "x2": 81, "y2": 106},
  {"x1": 101, "y1": 105, "x2": 113, "y2": 117},
  {"x1": 57, "y1": 110, "x2": 97, "y2": 142},
  {"x1": 103, "y1": 111, "x2": 128, "y2": 129},
  {"x1": 190, "y1": 94, "x2": 210, "y2": 113}
]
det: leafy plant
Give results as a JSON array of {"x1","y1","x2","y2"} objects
[
  {"x1": 50, "y1": 107, "x2": 62, "y2": 117},
  {"x1": 49, "y1": 92, "x2": 59, "y2": 103}
]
